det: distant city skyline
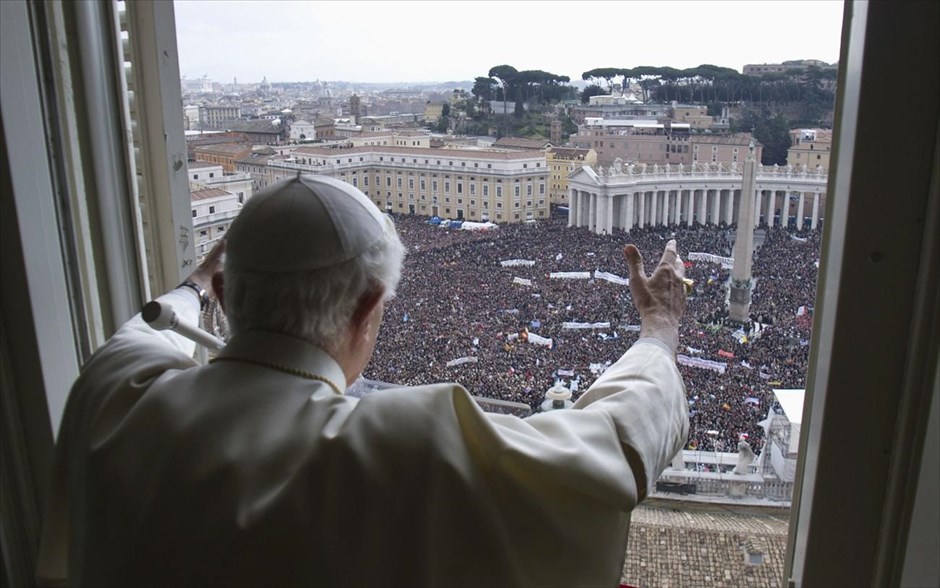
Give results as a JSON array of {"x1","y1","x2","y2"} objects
[{"x1": 174, "y1": 0, "x2": 845, "y2": 85}]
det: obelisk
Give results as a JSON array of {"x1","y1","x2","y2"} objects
[{"x1": 729, "y1": 140, "x2": 757, "y2": 323}]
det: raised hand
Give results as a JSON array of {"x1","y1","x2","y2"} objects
[{"x1": 624, "y1": 239, "x2": 687, "y2": 353}]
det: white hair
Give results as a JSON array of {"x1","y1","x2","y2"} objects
[{"x1": 223, "y1": 219, "x2": 405, "y2": 352}]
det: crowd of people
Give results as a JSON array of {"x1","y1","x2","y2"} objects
[{"x1": 365, "y1": 210, "x2": 822, "y2": 454}]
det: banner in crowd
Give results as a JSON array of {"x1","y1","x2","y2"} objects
[
  {"x1": 688, "y1": 252, "x2": 734, "y2": 269},
  {"x1": 790, "y1": 235, "x2": 808, "y2": 243},
  {"x1": 744, "y1": 396, "x2": 761, "y2": 405},
  {"x1": 512, "y1": 277, "x2": 533, "y2": 287},
  {"x1": 623, "y1": 324, "x2": 641, "y2": 332},
  {"x1": 593, "y1": 270, "x2": 629, "y2": 285},
  {"x1": 717, "y1": 349, "x2": 735, "y2": 358},
  {"x1": 589, "y1": 362, "x2": 609, "y2": 375},
  {"x1": 677, "y1": 354, "x2": 727, "y2": 374},
  {"x1": 556, "y1": 369, "x2": 575, "y2": 377},
  {"x1": 550, "y1": 271, "x2": 591, "y2": 279},
  {"x1": 446, "y1": 356, "x2": 478, "y2": 367},
  {"x1": 562, "y1": 321, "x2": 611, "y2": 330},
  {"x1": 527, "y1": 332, "x2": 554, "y2": 348},
  {"x1": 686, "y1": 346, "x2": 704, "y2": 355},
  {"x1": 500, "y1": 259, "x2": 535, "y2": 267}
]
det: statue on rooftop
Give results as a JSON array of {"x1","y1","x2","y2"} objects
[
  {"x1": 733, "y1": 433, "x2": 756, "y2": 475},
  {"x1": 612, "y1": 158, "x2": 623, "y2": 175},
  {"x1": 730, "y1": 161, "x2": 739, "y2": 173}
]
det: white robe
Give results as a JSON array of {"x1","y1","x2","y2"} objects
[{"x1": 38, "y1": 288, "x2": 688, "y2": 587}]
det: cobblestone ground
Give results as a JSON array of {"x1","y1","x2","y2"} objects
[{"x1": 621, "y1": 504, "x2": 790, "y2": 588}]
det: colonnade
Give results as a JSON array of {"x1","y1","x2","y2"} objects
[{"x1": 568, "y1": 187, "x2": 824, "y2": 234}]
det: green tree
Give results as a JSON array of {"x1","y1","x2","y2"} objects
[
  {"x1": 472, "y1": 76, "x2": 497, "y2": 103},
  {"x1": 488, "y1": 65, "x2": 518, "y2": 116},
  {"x1": 581, "y1": 67, "x2": 623, "y2": 94},
  {"x1": 744, "y1": 110, "x2": 791, "y2": 165},
  {"x1": 581, "y1": 84, "x2": 606, "y2": 103}
]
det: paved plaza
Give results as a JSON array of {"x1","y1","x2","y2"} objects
[{"x1": 621, "y1": 503, "x2": 790, "y2": 588}]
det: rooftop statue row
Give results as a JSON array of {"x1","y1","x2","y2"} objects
[{"x1": 595, "y1": 159, "x2": 827, "y2": 178}]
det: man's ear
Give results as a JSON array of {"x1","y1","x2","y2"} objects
[
  {"x1": 350, "y1": 285, "x2": 384, "y2": 337},
  {"x1": 211, "y1": 271, "x2": 225, "y2": 312}
]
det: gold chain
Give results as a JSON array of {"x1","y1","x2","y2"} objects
[{"x1": 209, "y1": 356, "x2": 343, "y2": 396}]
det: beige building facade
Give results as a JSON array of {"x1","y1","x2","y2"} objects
[
  {"x1": 787, "y1": 128, "x2": 832, "y2": 173},
  {"x1": 570, "y1": 119, "x2": 760, "y2": 168},
  {"x1": 545, "y1": 147, "x2": 597, "y2": 205},
  {"x1": 250, "y1": 146, "x2": 550, "y2": 224}
]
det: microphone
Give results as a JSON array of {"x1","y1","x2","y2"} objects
[{"x1": 142, "y1": 300, "x2": 225, "y2": 351}]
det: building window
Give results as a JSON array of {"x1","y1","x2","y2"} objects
[
  {"x1": 192, "y1": 210, "x2": 197, "y2": 217},
  {"x1": 526, "y1": 185, "x2": 532, "y2": 197},
  {"x1": 470, "y1": 183, "x2": 476, "y2": 195},
  {"x1": 483, "y1": 185, "x2": 488, "y2": 196},
  {"x1": 433, "y1": 180, "x2": 438, "y2": 191},
  {"x1": 514, "y1": 186, "x2": 520, "y2": 198},
  {"x1": 445, "y1": 181, "x2": 450, "y2": 192},
  {"x1": 496, "y1": 186, "x2": 502, "y2": 197},
  {"x1": 209, "y1": 206, "x2": 215, "y2": 214},
  {"x1": 457, "y1": 183, "x2": 463, "y2": 194},
  {"x1": 420, "y1": 179, "x2": 426, "y2": 190}
]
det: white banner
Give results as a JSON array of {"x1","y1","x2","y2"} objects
[
  {"x1": 527, "y1": 333, "x2": 554, "y2": 348},
  {"x1": 556, "y1": 369, "x2": 575, "y2": 377},
  {"x1": 446, "y1": 356, "x2": 479, "y2": 367},
  {"x1": 500, "y1": 259, "x2": 535, "y2": 267},
  {"x1": 677, "y1": 354, "x2": 727, "y2": 374},
  {"x1": 688, "y1": 252, "x2": 734, "y2": 269},
  {"x1": 512, "y1": 277, "x2": 533, "y2": 287},
  {"x1": 563, "y1": 321, "x2": 611, "y2": 330},
  {"x1": 623, "y1": 325, "x2": 641, "y2": 332},
  {"x1": 550, "y1": 271, "x2": 591, "y2": 279},
  {"x1": 593, "y1": 270, "x2": 629, "y2": 285},
  {"x1": 790, "y1": 234, "x2": 808, "y2": 242}
]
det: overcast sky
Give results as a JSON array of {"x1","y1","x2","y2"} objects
[{"x1": 174, "y1": 0, "x2": 845, "y2": 84}]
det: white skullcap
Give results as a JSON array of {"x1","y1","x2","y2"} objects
[{"x1": 226, "y1": 174, "x2": 390, "y2": 272}]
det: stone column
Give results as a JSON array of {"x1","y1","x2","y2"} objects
[
  {"x1": 754, "y1": 190, "x2": 761, "y2": 227},
  {"x1": 797, "y1": 192, "x2": 806, "y2": 230},
  {"x1": 766, "y1": 190, "x2": 775, "y2": 227},
  {"x1": 605, "y1": 193, "x2": 614, "y2": 234},
  {"x1": 811, "y1": 192, "x2": 820, "y2": 230},
  {"x1": 711, "y1": 189, "x2": 720, "y2": 227},
  {"x1": 725, "y1": 190, "x2": 735, "y2": 225},
  {"x1": 625, "y1": 193, "x2": 635, "y2": 231},
  {"x1": 650, "y1": 190, "x2": 657, "y2": 227},
  {"x1": 673, "y1": 190, "x2": 681, "y2": 225},
  {"x1": 660, "y1": 191, "x2": 669, "y2": 225},
  {"x1": 568, "y1": 189, "x2": 577, "y2": 227},
  {"x1": 589, "y1": 192, "x2": 597, "y2": 232},
  {"x1": 638, "y1": 191, "x2": 646, "y2": 228},
  {"x1": 782, "y1": 191, "x2": 792, "y2": 229},
  {"x1": 698, "y1": 189, "x2": 707, "y2": 226}
]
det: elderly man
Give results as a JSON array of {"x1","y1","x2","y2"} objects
[{"x1": 38, "y1": 175, "x2": 688, "y2": 587}]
